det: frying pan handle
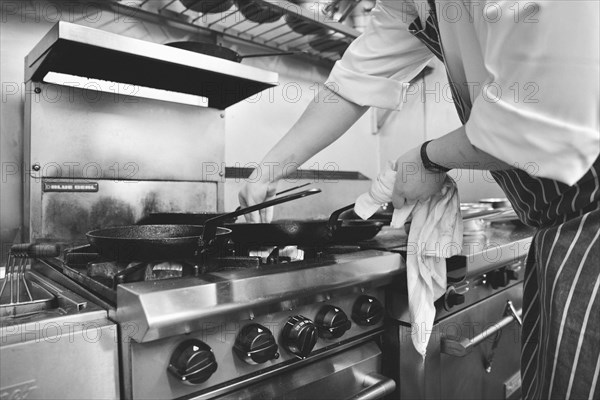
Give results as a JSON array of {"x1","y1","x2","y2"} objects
[
  {"x1": 10, "y1": 243, "x2": 60, "y2": 258},
  {"x1": 201, "y1": 188, "x2": 322, "y2": 246},
  {"x1": 327, "y1": 204, "x2": 355, "y2": 236}
]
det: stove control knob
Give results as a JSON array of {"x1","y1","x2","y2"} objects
[
  {"x1": 352, "y1": 295, "x2": 384, "y2": 326},
  {"x1": 281, "y1": 315, "x2": 318, "y2": 358},
  {"x1": 444, "y1": 287, "x2": 466, "y2": 310},
  {"x1": 488, "y1": 268, "x2": 519, "y2": 289},
  {"x1": 168, "y1": 339, "x2": 218, "y2": 385},
  {"x1": 234, "y1": 323, "x2": 279, "y2": 365},
  {"x1": 315, "y1": 305, "x2": 352, "y2": 339}
]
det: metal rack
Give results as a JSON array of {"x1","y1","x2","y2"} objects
[{"x1": 109, "y1": 0, "x2": 363, "y2": 63}]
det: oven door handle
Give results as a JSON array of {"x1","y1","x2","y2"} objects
[
  {"x1": 441, "y1": 300, "x2": 522, "y2": 357},
  {"x1": 345, "y1": 372, "x2": 396, "y2": 400}
]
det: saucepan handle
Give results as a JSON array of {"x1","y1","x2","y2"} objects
[
  {"x1": 201, "y1": 188, "x2": 322, "y2": 245},
  {"x1": 327, "y1": 203, "x2": 355, "y2": 235}
]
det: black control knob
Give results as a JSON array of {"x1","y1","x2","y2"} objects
[
  {"x1": 444, "y1": 287, "x2": 466, "y2": 310},
  {"x1": 488, "y1": 268, "x2": 519, "y2": 289},
  {"x1": 234, "y1": 323, "x2": 279, "y2": 365},
  {"x1": 281, "y1": 315, "x2": 318, "y2": 358},
  {"x1": 315, "y1": 305, "x2": 352, "y2": 339},
  {"x1": 168, "y1": 339, "x2": 218, "y2": 385},
  {"x1": 352, "y1": 295, "x2": 384, "y2": 326}
]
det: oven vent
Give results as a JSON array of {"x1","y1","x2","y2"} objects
[{"x1": 25, "y1": 21, "x2": 278, "y2": 109}]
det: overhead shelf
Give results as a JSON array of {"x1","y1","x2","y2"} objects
[
  {"x1": 25, "y1": 21, "x2": 279, "y2": 109},
  {"x1": 107, "y1": 0, "x2": 362, "y2": 64}
]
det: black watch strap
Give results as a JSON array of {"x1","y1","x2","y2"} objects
[{"x1": 420, "y1": 140, "x2": 450, "y2": 173}]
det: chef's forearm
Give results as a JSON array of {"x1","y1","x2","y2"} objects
[
  {"x1": 253, "y1": 87, "x2": 368, "y2": 183},
  {"x1": 426, "y1": 126, "x2": 512, "y2": 171}
]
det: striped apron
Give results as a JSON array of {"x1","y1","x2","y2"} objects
[{"x1": 409, "y1": 2, "x2": 600, "y2": 398}]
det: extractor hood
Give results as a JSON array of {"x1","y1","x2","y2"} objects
[{"x1": 25, "y1": 21, "x2": 279, "y2": 109}]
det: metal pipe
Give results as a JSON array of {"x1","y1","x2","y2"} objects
[
  {"x1": 159, "y1": 0, "x2": 178, "y2": 12},
  {"x1": 0, "y1": 254, "x2": 10, "y2": 302},
  {"x1": 9, "y1": 255, "x2": 14, "y2": 304},
  {"x1": 206, "y1": 8, "x2": 240, "y2": 26},
  {"x1": 16, "y1": 258, "x2": 22, "y2": 303},
  {"x1": 22, "y1": 259, "x2": 33, "y2": 302}
]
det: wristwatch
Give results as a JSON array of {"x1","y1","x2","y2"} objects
[{"x1": 420, "y1": 140, "x2": 450, "y2": 173}]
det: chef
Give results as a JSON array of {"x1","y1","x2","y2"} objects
[{"x1": 239, "y1": 0, "x2": 600, "y2": 398}]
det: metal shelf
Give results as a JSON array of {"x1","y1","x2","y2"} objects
[{"x1": 109, "y1": 0, "x2": 362, "y2": 64}]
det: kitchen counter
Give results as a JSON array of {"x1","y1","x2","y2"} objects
[{"x1": 360, "y1": 220, "x2": 535, "y2": 279}]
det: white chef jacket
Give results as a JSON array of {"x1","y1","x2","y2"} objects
[{"x1": 325, "y1": 0, "x2": 600, "y2": 185}]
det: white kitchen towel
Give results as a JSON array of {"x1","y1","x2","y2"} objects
[{"x1": 355, "y1": 164, "x2": 463, "y2": 359}]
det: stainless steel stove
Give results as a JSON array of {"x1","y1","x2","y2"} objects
[{"x1": 32, "y1": 245, "x2": 402, "y2": 399}]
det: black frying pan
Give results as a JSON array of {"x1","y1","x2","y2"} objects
[
  {"x1": 225, "y1": 204, "x2": 385, "y2": 247},
  {"x1": 85, "y1": 225, "x2": 231, "y2": 261},
  {"x1": 235, "y1": 0, "x2": 284, "y2": 23},
  {"x1": 179, "y1": 0, "x2": 233, "y2": 14},
  {"x1": 86, "y1": 189, "x2": 321, "y2": 261},
  {"x1": 166, "y1": 41, "x2": 297, "y2": 63}
]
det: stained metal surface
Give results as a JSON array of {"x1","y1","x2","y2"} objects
[
  {"x1": 116, "y1": 250, "x2": 402, "y2": 342},
  {"x1": 24, "y1": 77, "x2": 224, "y2": 242}
]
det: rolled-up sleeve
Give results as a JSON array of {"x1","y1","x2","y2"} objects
[
  {"x1": 465, "y1": 1, "x2": 599, "y2": 185},
  {"x1": 325, "y1": 0, "x2": 434, "y2": 110}
]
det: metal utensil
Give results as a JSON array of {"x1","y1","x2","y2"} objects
[{"x1": 0, "y1": 244, "x2": 60, "y2": 305}]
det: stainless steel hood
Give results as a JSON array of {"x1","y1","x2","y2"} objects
[{"x1": 25, "y1": 21, "x2": 279, "y2": 109}]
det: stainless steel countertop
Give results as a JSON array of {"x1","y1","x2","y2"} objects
[{"x1": 360, "y1": 221, "x2": 535, "y2": 279}]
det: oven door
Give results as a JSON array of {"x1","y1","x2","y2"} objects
[
  {"x1": 211, "y1": 341, "x2": 395, "y2": 400},
  {"x1": 390, "y1": 283, "x2": 523, "y2": 400}
]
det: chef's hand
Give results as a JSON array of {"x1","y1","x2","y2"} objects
[
  {"x1": 239, "y1": 178, "x2": 278, "y2": 223},
  {"x1": 392, "y1": 147, "x2": 446, "y2": 207}
]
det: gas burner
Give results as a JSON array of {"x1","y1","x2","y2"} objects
[
  {"x1": 247, "y1": 246, "x2": 304, "y2": 264},
  {"x1": 86, "y1": 259, "x2": 198, "y2": 288}
]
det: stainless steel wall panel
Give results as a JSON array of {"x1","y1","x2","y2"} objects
[
  {"x1": 36, "y1": 179, "x2": 218, "y2": 241},
  {"x1": 28, "y1": 83, "x2": 225, "y2": 181}
]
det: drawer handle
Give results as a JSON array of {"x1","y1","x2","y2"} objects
[
  {"x1": 346, "y1": 372, "x2": 396, "y2": 400},
  {"x1": 441, "y1": 300, "x2": 522, "y2": 357}
]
